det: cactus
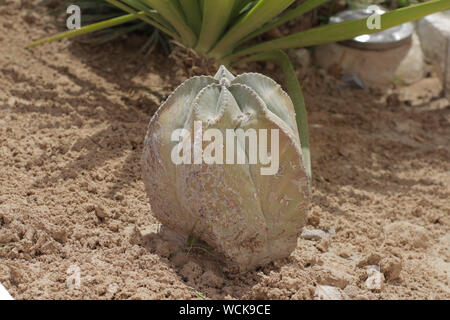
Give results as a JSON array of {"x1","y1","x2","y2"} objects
[{"x1": 141, "y1": 66, "x2": 310, "y2": 272}]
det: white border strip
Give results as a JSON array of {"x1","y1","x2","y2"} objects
[{"x1": 0, "y1": 283, "x2": 14, "y2": 300}]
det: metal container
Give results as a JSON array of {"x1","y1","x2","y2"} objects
[{"x1": 329, "y1": 8, "x2": 414, "y2": 50}]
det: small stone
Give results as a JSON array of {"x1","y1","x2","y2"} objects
[
  {"x1": 357, "y1": 253, "x2": 382, "y2": 268},
  {"x1": 115, "y1": 193, "x2": 124, "y2": 201},
  {"x1": 415, "y1": 98, "x2": 449, "y2": 112},
  {"x1": 307, "y1": 211, "x2": 320, "y2": 227},
  {"x1": 317, "y1": 267, "x2": 351, "y2": 289},
  {"x1": 87, "y1": 183, "x2": 97, "y2": 194},
  {"x1": 316, "y1": 238, "x2": 329, "y2": 252},
  {"x1": 338, "y1": 249, "x2": 351, "y2": 259},
  {"x1": 108, "y1": 221, "x2": 120, "y2": 232},
  {"x1": 23, "y1": 226, "x2": 35, "y2": 242},
  {"x1": 339, "y1": 74, "x2": 366, "y2": 90},
  {"x1": 51, "y1": 228, "x2": 67, "y2": 244},
  {"x1": 301, "y1": 229, "x2": 329, "y2": 241},
  {"x1": 7, "y1": 97, "x2": 16, "y2": 107},
  {"x1": 8, "y1": 266, "x2": 24, "y2": 286},
  {"x1": 303, "y1": 253, "x2": 324, "y2": 267},
  {"x1": 397, "y1": 77, "x2": 443, "y2": 106},
  {"x1": 380, "y1": 257, "x2": 402, "y2": 281},
  {"x1": 94, "y1": 206, "x2": 108, "y2": 219},
  {"x1": 314, "y1": 285, "x2": 349, "y2": 300},
  {"x1": 365, "y1": 266, "x2": 384, "y2": 292}
]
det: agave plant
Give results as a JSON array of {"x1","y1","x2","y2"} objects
[
  {"x1": 28, "y1": 0, "x2": 450, "y2": 180},
  {"x1": 142, "y1": 66, "x2": 310, "y2": 271}
]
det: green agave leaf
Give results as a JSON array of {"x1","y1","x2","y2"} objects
[
  {"x1": 117, "y1": 0, "x2": 172, "y2": 27},
  {"x1": 27, "y1": 13, "x2": 142, "y2": 48},
  {"x1": 80, "y1": 13, "x2": 123, "y2": 23},
  {"x1": 236, "y1": 0, "x2": 330, "y2": 47},
  {"x1": 231, "y1": 0, "x2": 256, "y2": 17},
  {"x1": 179, "y1": 0, "x2": 202, "y2": 35},
  {"x1": 106, "y1": 0, "x2": 179, "y2": 39},
  {"x1": 195, "y1": 0, "x2": 236, "y2": 53},
  {"x1": 80, "y1": 22, "x2": 149, "y2": 45},
  {"x1": 141, "y1": 0, "x2": 198, "y2": 47},
  {"x1": 224, "y1": 0, "x2": 450, "y2": 63},
  {"x1": 209, "y1": 0, "x2": 296, "y2": 58}
]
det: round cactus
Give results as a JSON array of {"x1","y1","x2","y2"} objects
[{"x1": 141, "y1": 66, "x2": 310, "y2": 272}]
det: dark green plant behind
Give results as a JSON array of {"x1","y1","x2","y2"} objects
[{"x1": 68, "y1": 0, "x2": 172, "y2": 54}]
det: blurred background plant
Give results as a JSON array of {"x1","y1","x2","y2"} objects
[{"x1": 64, "y1": 0, "x2": 172, "y2": 55}]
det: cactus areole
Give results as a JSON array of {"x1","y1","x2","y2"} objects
[{"x1": 141, "y1": 66, "x2": 310, "y2": 272}]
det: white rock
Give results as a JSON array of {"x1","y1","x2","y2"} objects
[
  {"x1": 417, "y1": 11, "x2": 450, "y2": 98},
  {"x1": 397, "y1": 77, "x2": 443, "y2": 106},
  {"x1": 314, "y1": 285, "x2": 349, "y2": 300},
  {"x1": 301, "y1": 228, "x2": 329, "y2": 241},
  {"x1": 414, "y1": 97, "x2": 450, "y2": 113},
  {"x1": 0, "y1": 283, "x2": 14, "y2": 300},
  {"x1": 365, "y1": 266, "x2": 384, "y2": 292}
]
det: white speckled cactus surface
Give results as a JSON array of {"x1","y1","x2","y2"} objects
[{"x1": 141, "y1": 66, "x2": 310, "y2": 272}]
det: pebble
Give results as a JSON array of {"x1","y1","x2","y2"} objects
[
  {"x1": 317, "y1": 267, "x2": 350, "y2": 289},
  {"x1": 357, "y1": 252, "x2": 381, "y2": 268},
  {"x1": 314, "y1": 285, "x2": 349, "y2": 300},
  {"x1": 380, "y1": 257, "x2": 402, "y2": 281},
  {"x1": 316, "y1": 238, "x2": 329, "y2": 252},
  {"x1": 339, "y1": 74, "x2": 366, "y2": 90},
  {"x1": 301, "y1": 229, "x2": 329, "y2": 241},
  {"x1": 365, "y1": 266, "x2": 385, "y2": 291},
  {"x1": 94, "y1": 206, "x2": 108, "y2": 219}
]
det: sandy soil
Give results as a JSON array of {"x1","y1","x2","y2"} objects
[{"x1": 0, "y1": 1, "x2": 449, "y2": 300}]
